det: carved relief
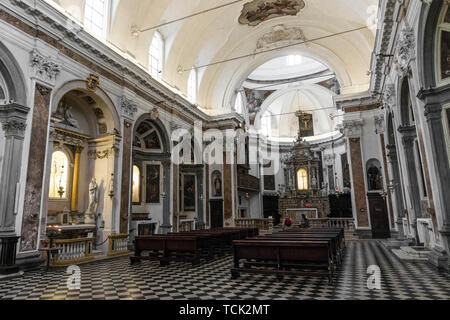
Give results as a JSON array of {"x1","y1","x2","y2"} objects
[
  {"x1": 1, "y1": 120, "x2": 27, "y2": 137},
  {"x1": 342, "y1": 119, "x2": 364, "y2": 137},
  {"x1": 395, "y1": 25, "x2": 415, "y2": 76},
  {"x1": 256, "y1": 24, "x2": 307, "y2": 50},
  {"x1": 239, "y1": 0, "x2": 306, "y2": 26},
  {"x1": 374, "y1": 114, "x2": 385, "y2": 134},
  {"x1": 121, "y1": 96, "x2": 138, "y2": 119},
  {"x1": 30, "y1": 50, "x2": 61, "y2": 83},
  {"x1": 86, "y1": 74, "x2": 100, "y2": 91}
]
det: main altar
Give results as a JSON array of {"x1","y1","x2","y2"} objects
[{"x1": 278, "y1": 112, "x2": 330, "y2": 223}]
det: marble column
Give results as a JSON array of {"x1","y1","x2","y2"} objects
[
  {"x1": 386, "y1": 145, "x2": 405, "y2": 239},
  {"x1": 398, "y1": 125, "x2": 422, "y2": 243},
  {"x1": 424, "y1": 103, "x2": 450, "y2": 267},
  {"x1": 120, "y1": 120, "x2": 132, "y2": 234},
  {"x1": 0, "y1": 103, "x2": 29, "y2": 235},
  {"x1": 70, "y1": 146, "x2": 83, "y2": 212},
  {"x1": 348, "y1": 137, "x2": 370, "y2": 228},
  {"x1": 195, "y1": 166, "x2": 205, "y2": 230},
  {"x1": 160, "y1": 159, "x2": 172, "y2": 234},
  {"x1": 223, "y1": 152, "x2": 233, "y2": 227},
  {"x1": 20, "y1": 84, "x2": 51, "y2": 253}
]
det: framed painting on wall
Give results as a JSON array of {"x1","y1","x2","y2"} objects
[
  {"x1": 145, "y1": 164, "x2": 160, "y2": 203},
  {"x1": 182, "y1": 174, "x2": 196, "y2": 212}
]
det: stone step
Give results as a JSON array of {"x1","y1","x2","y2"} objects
[
  {"x1": 379, "y1": 238, "x2": 413, "y2": 249},
  {"x1": 392, "y1": 248, "x2": 429, "y2": 262},
  {"x1": 400, "y1": 246, "x2": 431, "y2": 258},
  {"x1": 92, "y1": 250, "x2": 104, "y2": 257}
]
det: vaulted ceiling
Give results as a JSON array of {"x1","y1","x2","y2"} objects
[{"x1": 50, "y1": 0, "x2": 379, "y2": 114}]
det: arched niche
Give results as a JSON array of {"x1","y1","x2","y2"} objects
[
  {"x1": 211, "y1": 170, "x2": 222, "y2": 198},
  {"x1": 51, "y1": 81, "x2": 121, "y2": 135},
  {"x1": 421, "y1": 0, "x2": 448, "y2": 88},
  {"x1": 398, "y1": 77, "x2": 416, "y2": 127},
  {"x1": 366, "y1": 158, "x2": 383, "y2": 192},
  {"x1": 0, "y1": 41, "x2": 27, "y2": 106},
  {"x1": 44, "y1": 82, "x2": 122, "y2": 239},
  {"x1": 131, "y1": 114, "x2": 171, "y2": 234}
]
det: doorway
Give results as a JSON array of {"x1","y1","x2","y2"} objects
[
  {"x1": 368, "y1": 193, "x2": 391, "y2": 239},
  {"x1": 210, "y1": 199, "x2": 224, "y2": 228}
]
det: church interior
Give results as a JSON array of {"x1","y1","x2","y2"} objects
[{"x1": 0, "y1": 0, "x2": 450, "y2": 302}]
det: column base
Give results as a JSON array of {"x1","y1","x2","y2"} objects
[
  {"x1": 354, "y1": 229, "x2": 372, "y2": 239},
  {"x1": 195, "y1": 221, "x2": 206, "y2": 230},
  {"x1": 160, "y1": 224, "x2": 173, "y2": 234},
  {"x1": 427, "y1": 246, "x2": 449, "y2": 271},
  {"x1": 15, "y1": 251, "x2": 45, "y2": 271}
]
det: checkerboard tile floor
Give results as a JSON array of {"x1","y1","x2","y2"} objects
[{"x1": 1, "y1": 240, "x2": 449, "y2": 300}]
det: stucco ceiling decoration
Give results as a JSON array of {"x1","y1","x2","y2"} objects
[
  {"x1": 239, "y1": 0, "x2": 306, "y2": 27},
  {"x1": 256, "y1": 24, "x2": 308, "y2": 50}
]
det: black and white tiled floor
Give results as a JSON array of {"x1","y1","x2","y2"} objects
[{"x1": 1, "y1": 240, "x2": 449, "y2": 300}]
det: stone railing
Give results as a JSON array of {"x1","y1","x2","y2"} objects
[
  {"x1": 41, "y1": 237, "x2": 94, "y2": 266},
  {"x1": 309, "y1": 218, "x2": 355, "y2": 231},
  {"x1": 235, "y1": 218, "x2": 273, "y2": 233},
  {"x1": 107, "y1": 234, "x2": 130, "y2": 257}
]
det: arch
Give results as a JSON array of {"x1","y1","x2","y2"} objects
[
  {"x1": 387, "y1": 112, "x2": 396, "y2": 146},
  {"x1": 366, "y1": 158, "x2": 383, "y2": 191},
  {"x1": 52, "y1": 80, "x2": 121, "y2": 135},
  {"x1": 133, "y1": 114, "x2": 170, "y2": 155},
  {"x1": 221, "y1": 48, "x2": 351, "y2": 112},
  {"x1": 0, "y1": 41, "x2": 27, "y2": 105},
  {"x1": 420, "y1": 0, "x2": 446, "y2": 88},
  {"x1": 398, "y1": 77, "x2": 415, "y2": 127}
]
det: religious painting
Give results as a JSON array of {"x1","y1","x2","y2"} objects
[
  {"x1": 441, "y1": 30, "x2": 450, "y2": 80},
  {"x1": 328, "y1": 165, "x2": 335, "y2": 191},
  {"x1": 244, "y1": 88, "x2": 275, "y2": 124},
  {"x1": 298, "y1": 112, "x2": 314, "y2": 138},
  {"x1": 183, "y1": 174, "x2": 196, "y2": 212},
  {"x1": 264, "y1": 175, "x2": 275, "y2": 190},
  {"x1": 144, "y1": 131, "x2": 161, "y2": 150},
  {"x1": 341, "y1": 153, "x2": 351, "y2": 189},
  {"x1": 239, "y1": 0, "x2": 306, "y2": 27},
  {"x1": 145, "y1": 164, "x2": 160, "y2": 203}
]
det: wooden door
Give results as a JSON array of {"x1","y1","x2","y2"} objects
[
  {"x1": 210, "y1": 199, "x2": 224, "y2": 229},
  {"x1": 367, "y1": 193, "x2": 391, "y2": 239}
]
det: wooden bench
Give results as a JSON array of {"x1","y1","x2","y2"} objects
[
  {"x1": 130, "y1": 235, "x2": 213, "y2": 266},
  {"x1": 252, "y1": 234, "x2": 341, "y2": 268},
  {"x1": 231, "y1": 240, "x2": 334, "y2": 284}
]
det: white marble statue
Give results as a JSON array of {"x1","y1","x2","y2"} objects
[{"x1": 88, "y1": 178, "x2": 98, "y2": 214}]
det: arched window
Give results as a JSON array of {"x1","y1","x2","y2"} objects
[
  {"x1": 261, "y1": 113, "x2": 272, "y2": 137},
  {"x1": 132, "y1": 165, "x2": 141, "y2": 204},
  {"x1": 187, "y1": 68, "x2": 197, "y2": 103},
  {"x1": 84, "y1": 0, "x2": 109, "y2": 39},
  {"x1": 149, "y1": 31, "x2": 163, "y2": 80},
  {"x1": 49, "y1": 150, "x2": 69, "y2": 199},
  {"x1": 297, "y1": 168, "x2": 308, "y2": 190},
  {"x1": 287, "y1": 55, "x2": 302, "y2": 66},
  {"x1": 436, "y1": 3, "x2": 450, "y2": 84},
  {"x1": 0, "y1": 73, "x2": 7, "y2": 102},
  {"x1": 234, "y1": 92, "x2": 244, "y2": 114}
]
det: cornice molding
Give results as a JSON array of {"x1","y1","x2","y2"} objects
[{"x1": 2, "y1": 0, "x2": 243, "y2": 126}]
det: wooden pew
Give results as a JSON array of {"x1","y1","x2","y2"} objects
[
  {"x1": 251, "y1": 234, "x2": 341, "y2": 268},
  {"x1": 130, "y1": 235, "x2": 213, "y2": 266},
  {"x1": 231, "y1": 240, "x2": 334, "y2": 283}
]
